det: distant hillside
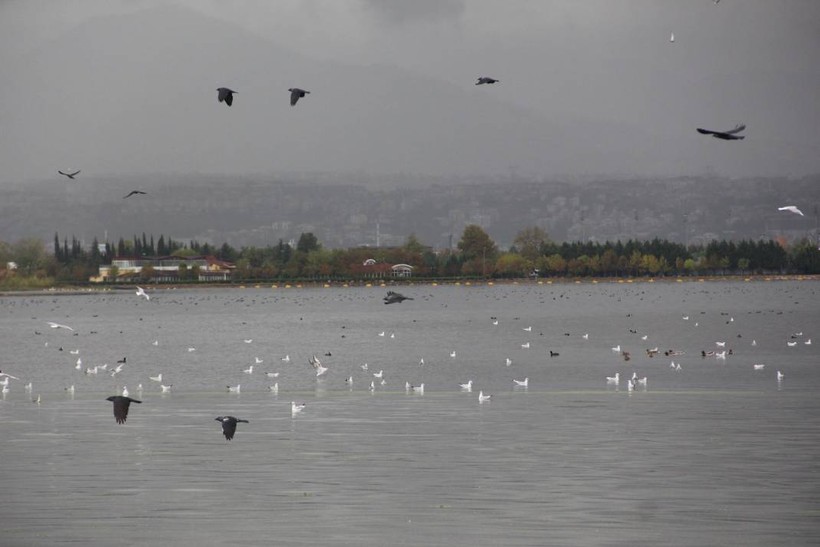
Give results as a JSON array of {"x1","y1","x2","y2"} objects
[{"x1": 2, "y1": 173, "x2": 817, "y2": 250}]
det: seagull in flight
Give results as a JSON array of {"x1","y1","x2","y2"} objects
[
  {"x1": 384, "y1": 291, "x2": 413, "y2": 304},
  {"x1": 106, "y1": 395, "x2": 141, "y2": 424},
  {"x1": 215, "y1": 416, "x2": 248, "y2": 440},
  {"x1": 696, "y1": 123, "x2": 746, "y2": 140},
  {"x1": 135, "y1": 286, "x2": 150, "y2": 300},
  {"x1": 288, "y1": 87, "x2": 310, "y2": 106},
  {"x1": 123, "y1": 190, "x2": 147, "y2": 199},
  {"x1": 217, "y1": 87, "x2": 237, "y2": 106},
  {"x1": 58, "y1": 170, "x2": 81, "y2": 179},
  {"x1": 47, "y1": 321, "x2": 74, "y2": 331},
  {"x1": 476, "y1": 77, "x2": 499, "y2": 85},
  {"x1": 778, "y1": 206, "x2": 804, "y2": 216}
]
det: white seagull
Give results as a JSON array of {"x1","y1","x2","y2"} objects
[
  {"x1": 265, "y1": 371, "x2": 279, "y2": 378},
  {"x1": 606, "y1": 373, "x2": 620, "y2": 386},
  {"x1": 281, "y1": 355, "x2": 290, "y2": 362},
  {"x1": 411, "y1": 383, "x2": 425, "y2": 395},
  {"x1": 135, "y1": 286, "x2": 150, "y2": 300},
  {"x1": 777, "y1": 370, "x2": 784, "y2": 381},
  {"x1": 48, "y1": 321, "x2": 74, "y2": 331},
  {"x1": 513, "y1": 378, "x2": 529, "y2": 387},
  {"x1": 611, "y1": 345, "x2": 621, "y2": 352},
  {"x1": 255, "y1": 357, "x2": 264, "y2": 364},
  {"x1": 160, "y1": 384, "x2": 172, "y2": 393},
  {"x1": 269, "y1": 383, "x2": 279, "y2": 393},
  {"x1": 243, "y1": 365, "x2": 253, "y2": 374},
  {"x1": 227, "y1": 384, "x2": 241, "y2": 393},
  {"x1": 459, "y1": 380, "x2": 473, "y2": 391},
  {"x1": 505, "y1": 357, "x2": 512, "y2": 366},
  {"x1": 450, "y1": 351, "x2": 457, "y2": 358},
  {"x1": 291, "y1": 401, "x2": 306, "y2": 416},
  {"x1": 753, "y1": 364, "x2": 765, "y2": 370},
  {"x1": 149, "y1": 373, "x2": 162, "y2": 382},
  {"x1": 778, "y1": 206, "x2": 804, "y2": 216},
  {"x1": 478, "y1": 391, "x2": 492, "y2": 403},
  {"x1": 373, "y1": 370, "x2": 384, "y2": 379},
  {"x1": 521, "y1": 342, "x2": 530, "y2": 349}
]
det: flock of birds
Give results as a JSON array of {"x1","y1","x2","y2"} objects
[{"x1": 2, "y1": 281, "x2": 812, "y2": 443}]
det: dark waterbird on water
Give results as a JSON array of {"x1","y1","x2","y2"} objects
[
  {"x1": 217, "y1": 87, "x2": 237, "y2": 106},
  {"x1": 123, "y1": 190, "x2": 147, "y2": 199},
  {"x1": 106, "y1": 395, "x2": 141, "y2": 424},
  {"x1": 475, "y1": 76, "x2": 499, "y2": 85},
  {"x1": 384, "y1": 291, "x2": 413, "y2": 305},
  {"x1": 696, "y1": 123, "x2": 746, "y2": 140},
  {"x1": 58, "y1": 170, "x2": 81, "y2": 179},
  {"x1": 288, "y1": 87, "x2": 310, "y2": 106},
  {"x1": 215, "y1": 416, "x2": 248, "y2": 440}
]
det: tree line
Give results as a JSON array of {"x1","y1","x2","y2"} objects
[{"x1": 0, "y1": 225, "x2": 818, "y2": 288}]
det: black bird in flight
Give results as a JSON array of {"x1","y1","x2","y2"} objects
[
  {"x1": 217, "y1": 87, "x2": 237, "y2": 106},
  {"x1": 288, "y1": 87, "x2": 310, "y2": 106},
  {"x1": 384, "y1": 291, "x2": 413, "y2": 305},
  {"x1": 215, "y1": 416, "x2": 249, "y2": 441},
  {"x1": 696, "y1": 123, "x2": 746, "y2": 140},
  {"x1": 58, "y1": 170, "x2": 81, "y2": 179},
  {"x1": 475, "y1": 77, "x2": 499, "y2": 85},
  {"x1": 106, "y1": 395, "x2": 141, "y2": 424},
  {"x1": 123, "y1": 190, "x2": 147, "y2": 199}
]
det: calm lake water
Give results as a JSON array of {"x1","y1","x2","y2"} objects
[{"x1": 1, "y1": 280, "x2": 819, "y2": 546}]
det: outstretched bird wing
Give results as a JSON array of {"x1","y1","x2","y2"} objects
[
  {"x1": 109, "y1": 396, "x2": 141, "y2": 424},
  {"x1": 725, "y1": 123, "x2": 746, "y2": 135}
]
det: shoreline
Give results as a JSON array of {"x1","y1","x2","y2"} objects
[{"x1": 2, "y1": 274, "x2": 818, "y2": 296}]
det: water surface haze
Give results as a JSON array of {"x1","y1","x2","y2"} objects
[{"x1": 1, "y1": 280, "x2": 818, "y2": 546}]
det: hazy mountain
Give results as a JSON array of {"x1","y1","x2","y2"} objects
[{"x1": 2, "y1": 173, "x2": 817, "y2": 251}]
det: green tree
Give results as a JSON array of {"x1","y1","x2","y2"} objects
[
  {"x1": 513, "y1": 226, "x2": 550, "y2": 261},
  {"x1": 404, "y1": 233, "x2": 426, "y2": 254},
  {"x1": 495, "y1": 253, "x2": 529, "y2": 277},
  {"x1": 13, "y1": 239, "x2": 50, "y2": 276},
  {"x1": 457, "y1": 225, "x2": 498, "y2": 261},
  {"x1": 296, "y1": 233, "x2": 320, "y2": 253}
]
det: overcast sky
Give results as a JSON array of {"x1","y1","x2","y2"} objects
[{"x1": 1, "y1": 0, "x2": 819, "y2": 184}]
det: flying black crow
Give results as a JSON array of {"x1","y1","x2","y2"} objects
[
  {"x1": 215, "y1": 416, "x2": 249, "y2": 440},
  {"x1": 106, "y1": 395, "x2": 141, "y2": 424}
]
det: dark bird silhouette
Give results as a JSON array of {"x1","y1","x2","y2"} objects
[
  {"x1": 384, "y1": 291, "x2": 413, "y2": 304},
  {"x1": 58, "y1": 170, "x2": 81, "y2": 179},
  {"x1": 215, "y1": 416, "x2": 248, "y2": 441},
  {"x1": 217, "y1": 87, "x2": 236, "y2": 106},
  {"x1": 123, "y1": 190, "x2": 147, "y2": 199},
  {"x1": 475, "y1": 77, "x2": 499, "y2": 85},
  {"x1": 288, "y1": 87, "x2": 310, "y2": 106},
  {"x1": 106, "y1": 395, "x2": 141, "y2": 424},
  {"x1": 696, "y1": 123, "x2": 746, "y2": 140}
]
